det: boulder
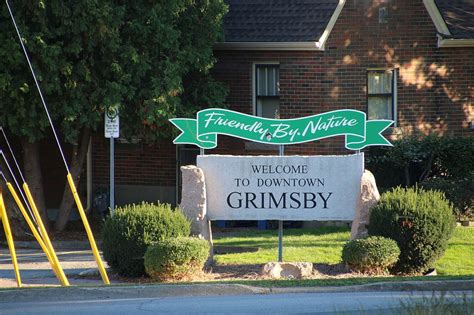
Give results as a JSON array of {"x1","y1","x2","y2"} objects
[
  {"x1": 350, "y1": 170, "x2": 380, "y2": 240},
  {"x1": 261, "y1": 262, "x2": 313, "y2": 279},
  {"x1": 179, "y1": 165, "x2": 212, "y2": 242}
]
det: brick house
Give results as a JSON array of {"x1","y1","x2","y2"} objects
[{"x1": 91, "y1": 0, "x2": 473, "y2": 207}]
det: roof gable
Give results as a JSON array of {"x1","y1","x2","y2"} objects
[
  {"x1": 435, "y1": 0, "x2": 474, "y2": 39},
  {"x1": 223, "y1": 0, "x2": 339, "y2": 43}
]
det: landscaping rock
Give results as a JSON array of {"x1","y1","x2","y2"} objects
[
  {"x1": 78, "y1": 268, "x2": 100, "y2": 278},
  {"x1": 261, "y1": 262, "x2": 313, "y2": 279},
  {"x1": 179, "y1": 165, "x2": 211, "y2": 242},
  {"x1": 350, "y1": 170, "x2": 380, "y2": 240}
]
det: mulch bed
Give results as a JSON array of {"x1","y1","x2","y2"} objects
[{"x1": 110, "y1": 263, "x2": 392, "y2": 284}]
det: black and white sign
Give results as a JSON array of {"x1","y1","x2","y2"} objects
[
  {"x1": 104, "y1": 108, "x2": 119, "y2": 138},
  {"x1": 197, "y1": 154, "x2": 363, "y2": 221}
]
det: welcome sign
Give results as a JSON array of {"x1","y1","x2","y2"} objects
[
  {"x1": 170, "y1": 108, "x2": 393, "y2": 150},
  {"x1": 197, "y1": 154, "x2": 364, "y2": 221}
]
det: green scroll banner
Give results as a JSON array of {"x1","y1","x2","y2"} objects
[{"x1": 170, "y1": 108, "x2": 393, "y2": 150}]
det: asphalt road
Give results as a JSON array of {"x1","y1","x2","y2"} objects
[{"x1": 1, "y1": 291, "x2": 472, "y2": 315}]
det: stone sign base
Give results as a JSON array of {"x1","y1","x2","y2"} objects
[
  {"x1": 350, "y1": 170, "x2": 380, "y2": 240},
  {"x1": 179, "y1": 165, "x2": 213, "y2": 261}
]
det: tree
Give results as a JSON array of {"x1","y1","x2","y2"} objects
[{"x1": 0, "y1": 0, "x2": 228, "y2": 231}]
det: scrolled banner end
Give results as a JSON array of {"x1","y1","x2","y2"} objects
[{"x1": 169, "y1": 118, "x2": 217, "y2": 149}]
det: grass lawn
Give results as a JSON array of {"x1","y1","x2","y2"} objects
[
  {"x1": 436, "y1": 227, "x2": 474, "y2": 275},
  {"x1": 213, "y1": 226, "x2": 474, "y2": 276}
]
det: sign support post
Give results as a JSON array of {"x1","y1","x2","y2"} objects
[
  {"x1": 278, "y1": 145, "x2": 284, "y2": 262},
  {"x1": 105, "y1": 107, "x2": 119, "y2": 215},
  {"x1": 110, "y1": 137, "x2": 114, "y2": 212}
]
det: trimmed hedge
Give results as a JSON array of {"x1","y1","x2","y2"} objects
[
  {"x1": 102, "y1": 202, "x2": 190, "y2": 276},
  {"x1": 144, "y1": 237, "x2": 210, "y2": 281},
  {"x1": 368, "y1": 187, "x2": 456, "y2": 274},
  {"x1": 342, "y1": 236, "x2": 400, "y2": 274}
]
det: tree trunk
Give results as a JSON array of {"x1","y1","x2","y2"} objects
[
  {"x1": 54, "y1": 128, "x2": 91, "y2": 231},
  {"x1": 22, "y1": 140, "x2": 49, "y2": 230}
]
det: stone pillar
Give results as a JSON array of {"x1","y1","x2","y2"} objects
[
  {"x1": 179, "y1": 165, "x2": 213, "y2": 259},
  {"x1": 350, "y1": 170, "x2": 380, "y2": 240}
]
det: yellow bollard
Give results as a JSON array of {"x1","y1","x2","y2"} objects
[
  {"x1": 66, "y1": 173, "x2": 110, "y2": 285},
  {"x1": 0, "y1": 190, "x2": 22, "y2": 287},
  {"x1": 22, "y1": 183, "x2": 70, "y2": 286},
  {"x1": 6, "y1": 183, "x2": 69, "y2": 286}
]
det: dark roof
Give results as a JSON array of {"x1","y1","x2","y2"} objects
[
  {"x1": 223, "y1": 0, "x2": 339, "y2": 42},
  {"x1": 435, "y1": 0, "x2": 474, "y2": 39}
]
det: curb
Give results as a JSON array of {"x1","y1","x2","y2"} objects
[
  {"x1": 268, "y1": 279, "x2": 474, "y2": 294},
  {"x1": 0, "y1": 283, "x2": 268, "y2": 303},
  {"x1": 0, "y1": 280, "x2": 472, "y2": 304}
]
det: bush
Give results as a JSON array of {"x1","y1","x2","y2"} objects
[
  {"x1": 420, "y1": 175, "x2": 473, "y2": 218},
  {"x1": 342, "y1": 236, "x2": 400, "y2": 274},
  {"x1": 366, "y1": 134, "x2": 474, "y2": 189},
  {"x1": 144, "y1": 237, "x2": 210, "y2": 281},
  {"x1": 102, "y1": 202, "x2": 190, "y2": 276},
  {"x1": 368, "y1": 187, "x2": 456, "y2": 274},
  {"x1": 436, "y1": 136, "x2": 474, "y2": 179}
]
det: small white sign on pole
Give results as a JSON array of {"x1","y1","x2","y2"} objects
[
  {"x1": 104, "y1": 109, "x2": 119, "y2": 138},
  {"x1": 197, "y1": 154, "x2": 364, "y2": 221}
]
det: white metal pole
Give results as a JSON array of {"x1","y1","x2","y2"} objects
[
  {"x1": 110, "y1": 137, "x2": 115, "y2": 214},
  {"x1": 278, "y1": 144, "x2": 284, "y2": 262}
]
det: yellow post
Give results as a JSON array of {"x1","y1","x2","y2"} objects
[
  {"x1": 66, "y1": 173, "x2": 110, "y2": 285},
  {"x1": 22, "y1": 183, "x2": 70, "y2": 286},
  {"x1": 0, "y1": 190, "x2": 22, "y2": 287},
  {"x1": 6, "y1": 183, "x2": 69, "y2": 286}
]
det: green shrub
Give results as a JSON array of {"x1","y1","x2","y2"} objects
[
  {"x1": 342, "y1": 236, "x2": 400, "y2": 274},
  {"x1": 436, "y1": 136, "x2": 474, "y2": 179},
  {"x1": 366, "y1": 134, "x2": 473, "y2": 189},
  {"x1": 102, "y1": 202, "x2": 190, "y2": 276},
  {"x1": 420, "y1": 175, "x2": 473, "y2": 218},
  {"x1": 368, "y1": 187, "x2": 456, "y2": 274},
  {"x1": 144, "y1": 237, "x2": 210, "y2": 281}
]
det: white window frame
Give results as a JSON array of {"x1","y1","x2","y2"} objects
[{"x1": 252, "y1": 62, "x2": 280, "y2": 116}]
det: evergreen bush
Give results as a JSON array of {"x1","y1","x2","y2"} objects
[
  {"x1": 368, "y1": 187, "x2": 456, "y2": 274},
  {"x1": 102, "y1": 202, "x2": 190, "y2": 276},
  {"x1": 144, "y1": 237, "x2": 210, "y2": 281},
  {"x1": 342, "y1": 236, "x2": 400, "y2": 274}
]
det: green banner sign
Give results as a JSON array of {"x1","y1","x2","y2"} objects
[{"x1": 170, "y1": 108, "x2": 393, "y2": 150}]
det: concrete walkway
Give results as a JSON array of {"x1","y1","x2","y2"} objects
[{"x1": 0, "y1": 242, "x2": 116, "y2": 287}]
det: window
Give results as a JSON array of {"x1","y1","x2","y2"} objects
[
  {"x1": 255, "y1": 64, "x2": 280, "y2": 118},
  {"x1": 367, "y1": 69, "x2": 397, "y2": 121}
]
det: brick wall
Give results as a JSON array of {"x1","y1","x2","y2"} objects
[
  {"x1": 211, "y1": 0, "x2": 473, "y2": 157},
  {"x1": 92, "y1": 136, "x2": 176, "y2": 187},
  {"x1": 92, "y1": 0, "x2": 473, "y2": 189}
]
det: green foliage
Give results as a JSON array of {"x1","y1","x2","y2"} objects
[
  {"x1": 144, "y1": 237, "x2": 210, "y2": 281},
  {"x1": 435, "y1": 136, "x2": 474, "y2": 179},
  {"x1": 366, "y1": 135, "x2": 473, "y2": 189},
  {"x1": 342, "y1": 236, "x2": 400, "y2": 274},
  {"x1": 420, "y1": 176, "x2": 473, "y2": 218},
  {"x1": 368, "y1": 187, "x2": 456, "y2": 274},
  {"x1": 102, "y1": 202, "x2": 190, "y2": 276},
  {"x1": 0, "y1": 0, "x2": 228, "y2": 143}
]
